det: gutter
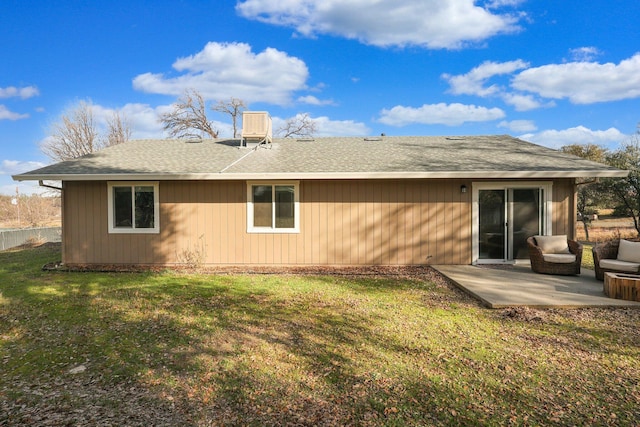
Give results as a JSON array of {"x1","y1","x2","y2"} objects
[{"x1": 12, "y1": 169, "x2": 630, "y2": 182}]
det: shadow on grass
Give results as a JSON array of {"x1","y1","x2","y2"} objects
[{"x1": 2, "y1": 244, "x2": 639, "y2": 425}]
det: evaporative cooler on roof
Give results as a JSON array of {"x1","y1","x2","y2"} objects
[{"x1": 241, "y1": 111, "x2": 272, "y2": 147}]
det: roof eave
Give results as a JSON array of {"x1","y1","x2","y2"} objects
[{"x1": 13, "y1": 169, "x2": 630, "y2": 182}]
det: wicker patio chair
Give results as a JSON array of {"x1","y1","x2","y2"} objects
[
  {"x1": 527, "y1": 236, "x2": 582, "y2": 275},
  {"x1": 592, "y1": 239, "x2": 640, "y2": 281}
]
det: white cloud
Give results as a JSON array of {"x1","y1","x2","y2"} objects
[
  {"x1": 512, "y1": 53, "x2": 640, "y2": 104},
  {"x1": 498, "y1": 119, "x2": 537, "y2": 132},
  {"x1": 133, "y1": 42, "x2": 309, "y2": 106},
  {"x1": 0, "y1": 85, "x2": 39, "y2": 99},
  {"x1": 379, "y1": 103, "x2": 505, "y2": 126},
  {"x1": 0, "y1": 105, "x2": 29, "y2": 120},
  {"x1": 236, "y1": 0, "x2": 523, "y2": 49},
  {"x1": 443, "y1": 59, "x2": 553, "y2": 111},
  {"x1": 92, "y1": 103, "x2": 167, "y2": 139},
  {"x1": 443, "y1": 59, "x2": 529, "y2": 96},
  {"x1": 568, "y1": 46, "x2": 601, "y2": 62},
  {"x1": 500, "y1": 92, "x2": 551, "y2": 111},
  {"x1": 311, "y1": 116, "x2": 370, "y2": 136},
  {"x1": 272, "y1": 114, "x2": 369, "y2": 137},
  {"x1": 1, "y1": 159, "x2": 46, "y2": 176},
  {"x1": 484, "y1": 0, "x2": 524, "y2": 8},
  {"x1": 297, "y1": 95, "x2": 336, "y2": 106},
  {"x1": 518, "y1": 126, "x2": 626, "y2": 149}
]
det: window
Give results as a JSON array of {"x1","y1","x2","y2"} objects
[
  {"x1": 247, "y1": 182, "x2": 299, "y2": 233},
  {"x1": 107, "y1": 182, "x2": 159, "y2": 234}
]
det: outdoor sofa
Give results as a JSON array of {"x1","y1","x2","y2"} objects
[
  {"x1": 592, "y1": 239, "x2": 640, "y2": 281},
  {"x1": 527, "y1": 235, "x2": 582, "y2": 276}
]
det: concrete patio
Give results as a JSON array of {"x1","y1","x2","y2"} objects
[{"x1": 433, "y1": 264, "x2": 640, "y2": 309}]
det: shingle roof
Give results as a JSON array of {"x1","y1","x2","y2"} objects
[{"x1": 13, "y1": 135, "x2": 627, "y2": 181}]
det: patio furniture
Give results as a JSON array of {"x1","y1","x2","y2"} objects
[
  {"x1": 603, "y1": 272, "x2": 640, "y2": 301},
  {"x1": 527, "y1": 235, "x2": 582, "y2": 275},
  {"x1": 592, "y1": 239, "x2": 640, "y2": 281}
]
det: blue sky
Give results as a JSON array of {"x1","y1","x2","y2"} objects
[{"x1": 2, "y1": 0, "x2": 640, "y2": 194}]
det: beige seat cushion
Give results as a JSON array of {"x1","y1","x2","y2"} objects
[
  {"x1": 534, "y1": 235, "x2": 570, "y2": 254},
  {"x1": 599, "y1": 258, "x2": 640, "y2": 273},
  {"x1": 617, "y1": 239, "x2": 640, "y2": 263},
  {"x1": 542, "y1": 254, "x2": 576, "y2": 264}
]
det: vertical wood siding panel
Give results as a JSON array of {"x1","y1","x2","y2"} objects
[
  {"x1": 88, "y1": 182, "x2": 100, "y2": 263},
  {"x1": 347, "y1": 183, "x2": 356, "y2": 265},
  {"x1": 553, "y1": 179, "x2": 573, "y2": 237},
  {"x1": 159, "y1": 182, "x2": 174, "y2": 264},
  {"x1": 374, "y1": 181, "x2": 384, "y2": 265},
  {"x1": 414, "y1": 181, "x2": 425, "y2": 264},
  {"x1": 356, "y1": 182, "x2": 366, "y2": 264},
  {"x1": 311, "y1": 182, "x2": 321, "y2": 264},
  {"x1": 326, "y1": 181, "x2": 336, "y2": 265},
  {"x1": 332, "y1": 182, "x2": 342, "y2": 264},
  {"x1": 195, "y1": 182, "x2": 207, "y2": 263},
  {"x1": 421, "y1": 181, "x2": 435, "y2": 263},
  {"x1": 64, "y1": 183, "x2": 76, "y2": 263},
  {"x1": 396, "y1": 185, "x2": 407, "y2": 265},
  {"x1": 301, "y1": 181, "x2": 310, "y2": 264},
  {"x1": 436, "y1": 181, "x2": 445, "y2": 264},
  {"x1": 364, "y1": 182, "x2": 374, "y2": 264},
  {"x1": 398, "y1": 183, "x2": 411, "y2": 264},
  {"x1": 72, "y1": 182, "x2": 83, "y2": 264},
  {"x1": 295, "y1": 182, "x2": 306, "y2": 264},
  {"x1": 218, "y1": 181, "x2": 227, "y2": 264},
  {"x1": 426, "y1": 182, "x2": 436, "y2": 263},
  {"x1": 444, "y1": 181, "x2": 454, "y2": 264},
  {"x1": 75, "y1": 183, "x2": 88, "y2": 262},
  {"x1": 390, "y1": 180, "x2": 399, "y2": 264},
  {"x1": 459, "y1": 182, "x2": 471, "y2": 264},
  {"x1": 409, "y1": 182, "x2": 419, "y2": 264},
  {"x1": 317, "y1": 182, "x2": 333, "y2": 264},
  {"x1": 235, "y1": 182, "x2": 245, "y2": 264},
  {"x1": 380, "y1": 181, "x2": 390, "y2": 265}
]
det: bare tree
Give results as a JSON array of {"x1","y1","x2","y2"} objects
[
  {"x1": 212, "y1": 97, "x2": 246, "y2": 138},
  {"x1": 41, "y1": 100, "x2": 99, "y2": 161},
  {"x1": 41, "y1": 100, "x2": 131, "y2": 162},
  {"x1": 106, "y1": 111, "x2": 132, "y2": 147},
  {"x1": 159, "y1": 89, "x2": 218, "y2": 139},
  {"x1": 276, "y1": 113, "x2": 317, "y2": 138}
]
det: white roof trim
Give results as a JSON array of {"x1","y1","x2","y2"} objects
[{"x1": 13, "y1": 169, "x2": 629, "y2": 182}]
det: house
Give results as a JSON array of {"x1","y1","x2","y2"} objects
[{"x1": 13, "y1": 126, "x2": 626, "y2": 267}]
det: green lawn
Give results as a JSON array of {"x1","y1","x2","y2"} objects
[
  {"x1": 582, "y1": 243, "x2": 595, "y2": 270},
  {"x1": 1, "y1": 244, "x2": 639, "y2": 426}
]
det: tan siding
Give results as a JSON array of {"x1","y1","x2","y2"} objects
[
  {"x1": 552, "y1": 178, "x2": 575, "y2": 239},
  {"x1": 62, "y1": 178, "x2": 582, "y2": 266}
]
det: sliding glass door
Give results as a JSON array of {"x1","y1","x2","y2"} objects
[{"x1": 475, "y1": 183, "x2": 551, "y2": 263}]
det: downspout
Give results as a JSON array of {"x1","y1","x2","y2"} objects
[{"x1": 39, "y1": 180, "x2": 63, "y2": 191}]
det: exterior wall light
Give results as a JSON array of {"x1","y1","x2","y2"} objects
[{"x1": 460, "y1": 185, "x2": 467, "y2": 193}]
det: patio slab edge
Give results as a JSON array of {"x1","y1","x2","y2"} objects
[{"x1": 432, "y1": 265, "x2": 640, "y2": 309}]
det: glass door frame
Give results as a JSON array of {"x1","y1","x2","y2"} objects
[{"x1": 472, "y1": 182, "x2": 553, "y2": 264}]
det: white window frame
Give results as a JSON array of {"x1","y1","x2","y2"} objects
[
  {"x1": 107, "y1": 181, "x2": 160, "y2": 234},
  {"x1": 247, "y1": 181, "x2": 300, "y2": 233}
]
